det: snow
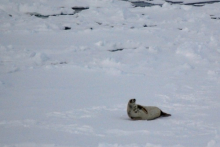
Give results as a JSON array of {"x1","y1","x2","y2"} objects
[{"x1": 0, "y1": 0, "x2": 220, "y2": 147}]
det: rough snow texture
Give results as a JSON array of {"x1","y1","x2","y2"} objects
[{"x1": 0, "y1": 0, "x2": 220, "y2": 147}]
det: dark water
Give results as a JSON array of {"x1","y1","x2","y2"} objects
[
  {"x1": 128, "y1": 0, "x2": 220, "y2": 7},
  {"x1": 184, "y1": 0, "x2": 220, "y2": 6},
  {"x1": 30, "y1": 7, "x2": 89, "y2": 19},
  {"x1": 131, "y1": 1, "x2": 162, "y2": 7},
  {"x1": 29, "y1": 1, "x2": 220, "y2": 19},
  {"x1": 72, "y1": 7, "x2": 89, "y2": 13},
  {"x1": 29, "y1": 1, "x2": 220, "y2": 20}
]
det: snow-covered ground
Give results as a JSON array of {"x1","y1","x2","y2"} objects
[{"x1": 1, "y1": 0, "x2": 220, "y2": 147}]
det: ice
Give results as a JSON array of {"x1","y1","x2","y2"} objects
[{"x1": 0, "y1": 0, "x2": 220, "y2": 147}]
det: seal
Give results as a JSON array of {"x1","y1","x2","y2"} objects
[{"x1": 127, "y1": 99, "x2": 171, "y2": 120}]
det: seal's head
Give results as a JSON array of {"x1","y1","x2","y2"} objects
[
  {"x1": 127, "y1": 99, "x2": 138, "y2": 119},
  {"x1": 129, "y1": 99, "x2": 136, "y2": 104},
  {"x1": 128, "y1": 99, "x2": 136, "y2": 108}
]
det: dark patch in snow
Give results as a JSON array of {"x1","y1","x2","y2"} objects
[
  {"x1": 143, "y1": 24, "x2": 157, "y2": 27},
  {"x1": 28, "y1": 7, "x2": 89, "y2": 19},
  {"x1": 29, "y1": 12, "x2": 75, "y2": 19},
  {"x1": 51, "y1": 61, "x2": 67, "y2": 65},
  {"x1": 64, "y1": 27, "x2": 71, "y2": 30},
  {"x1": 126, "y1": 0, "x2": 220, "y2": 7},
  {"x1": 191, "y1": 4, "x2": 204, "y2": 7},
  {"x1": 29, "y1": 13, "x2": 50, "y2": 18},
  {"x1": 210, "y1": 15, "x2": 220, "y2": 20},
  {"x1": 165, "y1": 0, "x2": 220, "y2": 6},
  {"x1": 165, "y1": 0, "x2": 183, "y2": 4},
  {"x1": 72, "y1": 7, "x2": 89, "y2": 13},
  {"x1": 109, "y1": 48, "x2": 124, "y2": 52},
  {"x1": 96, "y1": 22, "x2": 102, "y2": 25},
  {"x1": 131, "y1": 1, "x2": 162, "y2": 7},
  {"x1": 109, "y1": 47, "x2": 146, "y2": 52},
  {"x1": 60, "y1": 61, "x2": 67, "y2": 64},
  {"x1": 184, "y1": 1, "x2": 220, "y2": 6},
  {"x1": 211, "y1": 17, "x2": 220, "y2": 20}
]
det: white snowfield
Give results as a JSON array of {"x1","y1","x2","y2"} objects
[{"x1": 0, "y1": 0, "x2": 220, "y2": 147}]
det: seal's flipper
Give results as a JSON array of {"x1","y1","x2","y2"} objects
[
  {"x1": 137, "y1": 105, "x2": 148, "y2": 114},
  {"x1": 161, "y1": 111, "x2": 171, "y2": 117},
  {"x1": 131, "y1": 117, "x2": 142, "y2": 120}
]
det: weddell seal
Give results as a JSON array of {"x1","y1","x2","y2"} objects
[{"x1": 127, "y1": 99, "x2": 171, "y2": 120}]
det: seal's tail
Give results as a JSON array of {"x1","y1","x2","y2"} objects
[{"x1": 161, "y1": 111, "x2": 171, "y2": 117}]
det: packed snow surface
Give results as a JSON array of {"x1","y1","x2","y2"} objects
[{"x1": 0, "y1": 0, "x2": 220, "y2": 147}]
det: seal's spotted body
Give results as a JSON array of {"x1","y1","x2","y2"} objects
[{"x1": 127, "y1": 99, "x2": 171, "y2": 120}]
